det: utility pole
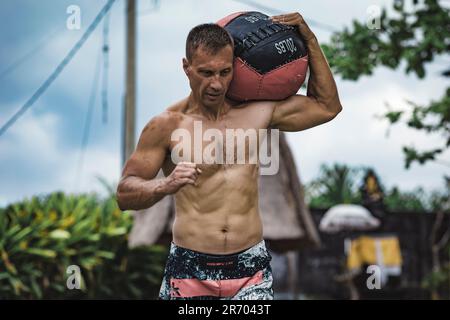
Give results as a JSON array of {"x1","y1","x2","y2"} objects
[{"x1": 123, "y1": 0, "x2": 136, "y2": 167}]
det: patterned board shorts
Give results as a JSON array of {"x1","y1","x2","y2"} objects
[{"x1": 158, "y1": 239, "x2": 274, "y2": 300}]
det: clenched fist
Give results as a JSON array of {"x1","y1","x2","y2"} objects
[{"x1": 163, "y1": 162, "x2": 202, "y2": 194}]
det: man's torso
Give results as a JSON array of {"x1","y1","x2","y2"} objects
[{"x1": 160, "y1": 97, "x2": 275, "y2": 254}]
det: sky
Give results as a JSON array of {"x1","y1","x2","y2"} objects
[{"x1": 0, "y1": 0, "x2": 449, "y2": 207}]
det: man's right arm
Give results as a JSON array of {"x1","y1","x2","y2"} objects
[{"x1": 116, "y1": 112, "x2": 198, "y2": 211}]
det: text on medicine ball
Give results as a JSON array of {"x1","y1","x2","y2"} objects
[{"x1": 274, "y1": 38, "x2": 297, "y2": 54}]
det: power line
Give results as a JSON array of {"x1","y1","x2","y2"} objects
[
  {"x1": 101, "y1": 11, "x2": 111, "y2": 124},
  {"x1": 0, "y1": 27, "x2": 61, "y2": 81},
  {"x1": 75, "y1": 46, "x2": 103, "y2": 191},
  {"x1": 231, "y1": 0, "x2": 337, "y2": 32},
  {"x1": 0, "y1": 0, "x2": 116, "y2": 138}
]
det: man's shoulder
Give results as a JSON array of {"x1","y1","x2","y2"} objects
[
  {"x1": 140, "y1": 110, "x2": 183, "y2": 145},
  {"x1": 166, "y1": 96, "x2": 190, "y2": 113},
  {"x1": 145, "y1": 97, "x2": 189, "y2": 128},
  {"x1": 230, "y1": 98, "x2": 276, "y2": 112},
  {"x1": 157, "y1": 109, "x2": 184, "y2": 123},
  {"x1": 230, "y1": 99, "x2": 276, "y2": 128}
]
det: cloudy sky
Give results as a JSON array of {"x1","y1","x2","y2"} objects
[{"x1": 0, "y1": 0, "x2": 448, "y2": 207}]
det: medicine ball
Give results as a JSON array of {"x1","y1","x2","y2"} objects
[{"x1": 217, "y1": 11, "x2": 308, "y2": 101}]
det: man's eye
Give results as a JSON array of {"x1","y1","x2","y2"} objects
[
  {"x1": 221, "y1": 70, "x2": 230, "y2": 76},
  {"x1": 202, "y1": 71, "x2": 213, "y2": 77}
]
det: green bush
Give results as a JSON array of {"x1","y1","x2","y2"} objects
[
  {"x1": 422, "y1": 264, "x2": 450, "y2": 300},
  {"x1": 0, "y1": 192, "x2": 167, "y2": 299}
]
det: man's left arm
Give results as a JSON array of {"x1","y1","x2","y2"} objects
[{"x1": 270, "y1": 12, "x2": 343, "y2": 132}]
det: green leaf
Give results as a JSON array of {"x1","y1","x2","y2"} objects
[
  {"x1": 49, "y1": 229, "x2": 71, "y2": 240},
  {"x1": 87, "y1": 234, "x2": 101, "y2": 242},
  {"x1": 30, "y1": 277, "x2": 43, "y2": 299},
  {"x1": 96, "y1": 251, "x2": 115, "y2": 259},
  {"x1": 0, "y1": 272, "x2": 11, "y2": 281},
  {"x1": 9, "y1": 226, "x2": 33, "y2": 245},
  {"x1": 26, "y1": 248, "x2": 57, "y2": 258},
  {"x1": 104, "y1": 227, "x2": 127, "y2": 237}
]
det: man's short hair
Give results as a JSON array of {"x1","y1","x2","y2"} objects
[{"x1": 185, "y1": 23, "x2": 234, "y2": 62}]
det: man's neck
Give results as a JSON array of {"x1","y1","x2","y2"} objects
[{"x1": 187, "y1": 92, "x2": 231, "y2": 121}]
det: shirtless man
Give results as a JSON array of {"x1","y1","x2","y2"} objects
[{"x1": 116, "y1": 12, "x2": 342, "y2": 300}]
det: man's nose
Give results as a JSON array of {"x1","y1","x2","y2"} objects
[{"x1": 209, "y1": 76, "x2": 223, "y2": 91}]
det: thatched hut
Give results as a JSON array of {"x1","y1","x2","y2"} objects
[{"x1": 128, "y1": 132, "x2": 321, "y2": 253}]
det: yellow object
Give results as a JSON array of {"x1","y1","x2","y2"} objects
[
  {"x1": 347, "y1": 236, "x2": 402, "y2": 270},
  {"x1": 367, "y1": 176, "x2": 378, "y2": 193}
]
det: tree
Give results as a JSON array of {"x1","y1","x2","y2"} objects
[
  {"x1": 305, "y1": 163, "x2": 363, "y2": 208},
  {"x1": 321, "y1": 0, "x2": 450, "y2": 297},
  {"x1": 305, "y1": 163, "x2": 430, "y2": 212},
  {"x1": 383, "y1": 185, "x2": 428, "y2": 211},
  {"x1": 322, "y1": 0, "x2": 450, "y2": 169}
]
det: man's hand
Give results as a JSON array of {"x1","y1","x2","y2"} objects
[
  {"x1": 269, "y1": 12, "x2": 342, "y2": 132},
  {"x1": 271, "y1": 12, "x2": 316, "y2": 42},
  {"x1": 163, "y1": 162, "x2": 202, "y2": 194}
]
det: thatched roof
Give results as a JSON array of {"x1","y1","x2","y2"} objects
[{"x1": 128, "y1": 132, "x2": 321, "y2": 253}]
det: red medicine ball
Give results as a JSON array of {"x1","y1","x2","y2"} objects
[{"x1": 217, "y1": 11, "x2": 309, "y2": 102}]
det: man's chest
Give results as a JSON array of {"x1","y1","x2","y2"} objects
[{"x1": 169, "y1": 117, "x2": 270, "y2": 166}]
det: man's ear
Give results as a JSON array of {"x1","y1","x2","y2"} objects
[{"x1": 182, "y1": 58, "x2": 190, "y2": 76}]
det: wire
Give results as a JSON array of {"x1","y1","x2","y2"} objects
[
  {"x1": 231, "y1": 0, "x2": 337, "y2": 32},
  {"x1": 0, "y1": 27, "x2": 61, "y2": 81},
  {"x1": 0, "y1": 0, "x2": 116, "y2": 138},
  {"x1": 101, "y1": 11, "x2": 110, "y2": 124},
  {"x1": 75, "y1": 46, "x2": 103, "y2": 191}
]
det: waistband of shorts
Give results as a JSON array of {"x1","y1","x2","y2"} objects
[
  {"x1": 169, "y1": 239, "x2": 267, "y2": 260},
  {"x1": 166, "y1": 239, "x2": 271, "y2": 273}
]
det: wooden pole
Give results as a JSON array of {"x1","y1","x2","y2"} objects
[{"x1": 123, "y1": 0, "x2": 136, "y2": 166}]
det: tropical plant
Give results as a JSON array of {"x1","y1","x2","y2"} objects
[
  {"x1": 0, "y1": 191, "x2": 167, "y2": 299},
  {"x1": 305, "y1": 163, "x2": 364, "y2": 209}
]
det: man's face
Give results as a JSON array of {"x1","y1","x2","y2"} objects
[{"x1": 183, "y1": 45, "x2": 234, "y2": 109}]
